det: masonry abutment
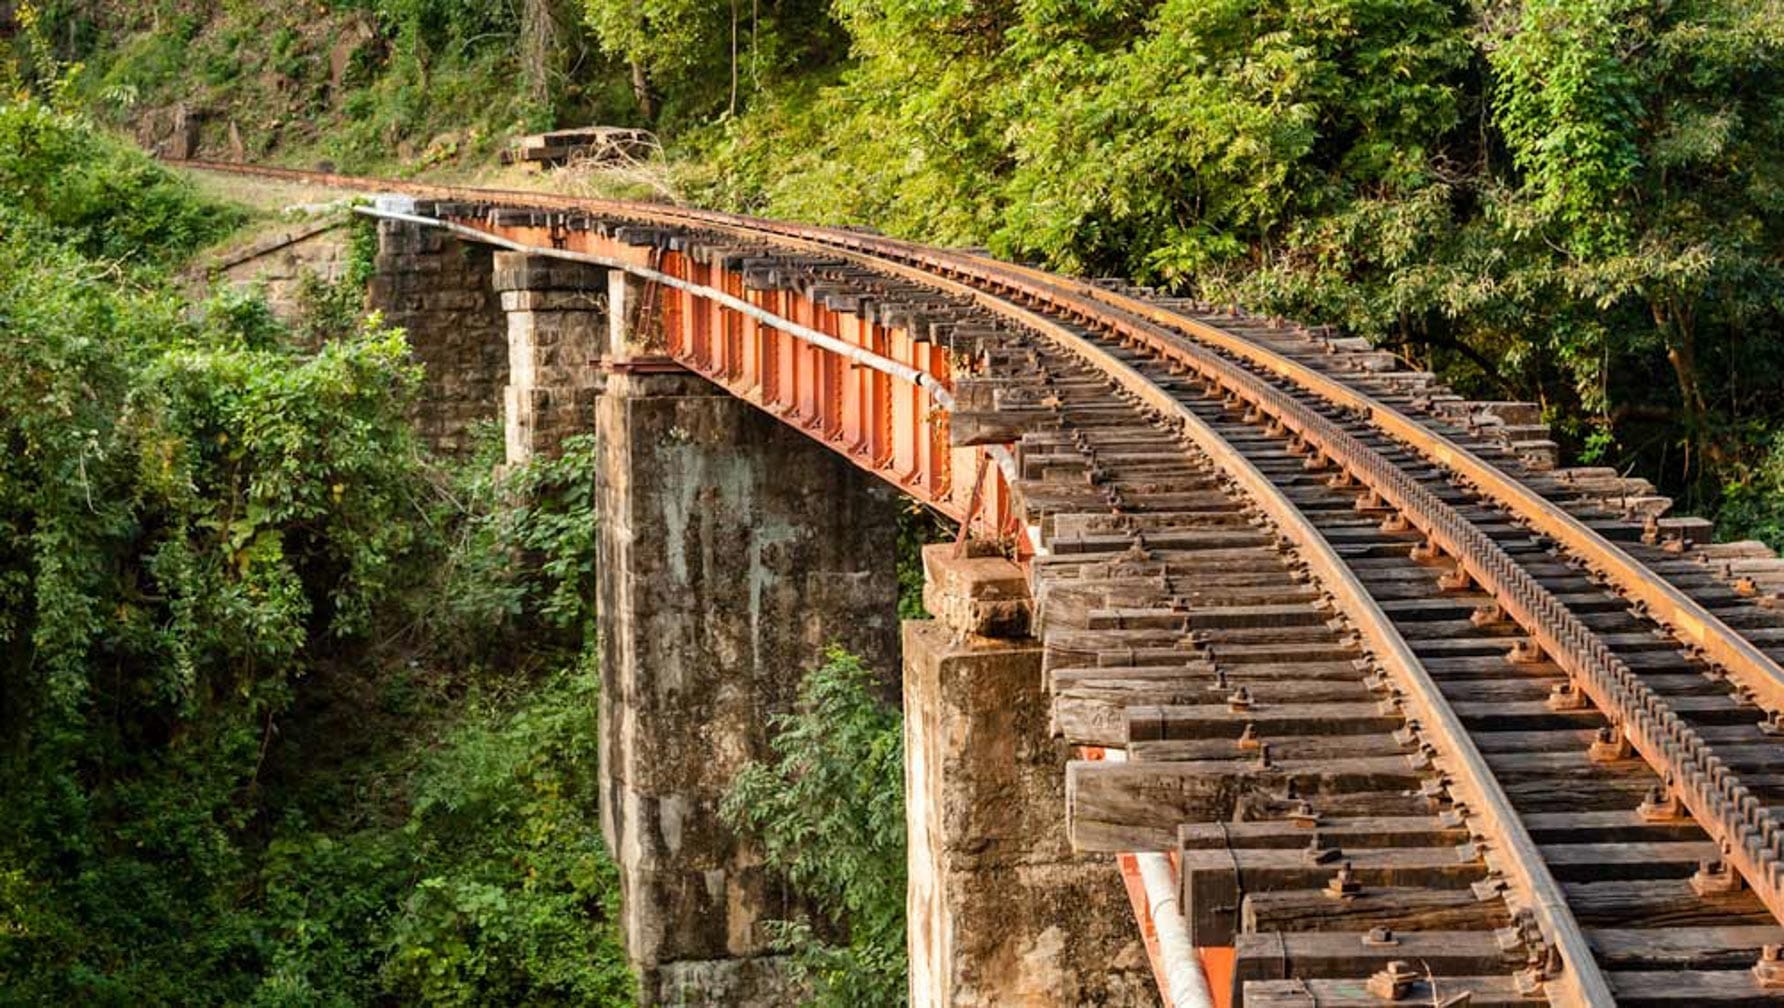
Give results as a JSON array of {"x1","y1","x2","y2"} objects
[
  {"x1": 490, "y1": 252, "x2": 609, "y2": 462},
  {"x1": 907, "y1": 545, "x2": 1159, "y2": 1007},
  {"x1": 367, "y1": 218, "x2": 508, "y2": 455},
  {"x1": 595, "y1": 291, "x2": 901, "y2": 1004}
]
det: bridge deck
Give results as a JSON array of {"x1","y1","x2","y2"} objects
[{"x1": 183, "y1": 161, "x2": 1784, "y2": 1008}]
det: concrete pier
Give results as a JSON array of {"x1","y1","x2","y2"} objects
[
  {"x1": 490, "y1": 252, "x2": 607, "y2": 463},
  {"x1": 906, "y1": 547, "x2": 1157, "y2": 1007},
  {"x1": 595, "y1": 366, "x2": 900, "y2": 1002}
]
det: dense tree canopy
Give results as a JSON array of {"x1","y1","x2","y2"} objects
[
  {"x1": 689, "y1": 0, "x2": 1784, "y2": 520},
  {"x1": 8, "y1": 3, "x2": 1784, "y2": 1003},
  {"x1": 0, "y1": 86, "x2": 632, "y2": 1004}
]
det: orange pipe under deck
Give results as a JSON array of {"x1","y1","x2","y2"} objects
[{"x1": 1085, "y1": 747, "x2": 1231, "y2": 1008}]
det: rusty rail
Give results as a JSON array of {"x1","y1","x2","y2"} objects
[
  {"x1": 176, "y1": 160, "x2": 1784, "y2": 1004},
  {"x1": 1049, "y1": 326, "x2": 1614, "y2": 1006},
  {"x1": 210, "y1": 160, "x2": 1776, "y2": 704},
  {"x1": 926, "y1": 268, "x2": 1784, "y2": 930},
  {"x1": 1006, "y1": 267, "x2": 1784, "y2": 708}
]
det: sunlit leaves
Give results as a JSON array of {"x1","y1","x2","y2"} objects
[
  {"x1": 1492, "y1": 0, "x2": 1646, "y2": 253},
  {"x1": 722, "y1": 648, "x2": 906, "y2": 1007},
  {"x1": 694, "y1": 0, "x2": 1784, "y2": 501}
]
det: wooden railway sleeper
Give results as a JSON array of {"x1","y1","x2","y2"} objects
[
  {"x1": 1075, "y1": 325, "x2": 1781, "y2": 998},
  {"x1": 254, "y1": 170, "x2": 1784, "y2": 1006}
]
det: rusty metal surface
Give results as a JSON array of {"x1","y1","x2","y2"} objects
[
  {"x1": 1021, "y1": 269, "x2": 1784, "y2": 707},
  {"x1": 176, "y1": 160, "x2": 1784, "y2": 1007}
]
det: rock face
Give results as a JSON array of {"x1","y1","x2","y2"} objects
[{"x1": 596, "y1": 367, "x2": 901, "y2": 1005}]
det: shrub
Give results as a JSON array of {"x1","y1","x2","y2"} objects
[
  {"x1": 722, "y1": 648, "x2": 906, "y2": 1007},
  {"x1": 0, "y1": 92, "x2": 631, "y2": 1005},
  {"x1": 0, "y1": 96, "x2": 243, "y2": 266}
]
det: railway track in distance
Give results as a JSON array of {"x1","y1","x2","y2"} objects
[{"x1": 179, "y1": 160, "x2": 1784, "y2": 1007}]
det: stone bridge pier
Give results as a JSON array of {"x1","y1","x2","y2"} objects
[
  {"x1": 520, "y1": 247, "x2": 906, "y2": 999},
  {"x1": 367, "y1": 217, "x2": 508, "y2": 455},
  {"x1": 586, "y1": 261, "x2": 903, "y2": 1003},
  {"x1": 373, "y1": 218, "x2": 901, "y2": 1003},
  {"x1": 907, "y1": 548, "x2": 1157, "y2": 1007},
  {"x1": 371, "y1": 216, "x2": 1149, "y2": 1006}
]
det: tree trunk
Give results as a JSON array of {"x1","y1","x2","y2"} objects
[
  {"x1": 1656, "y1": 297, "x2": 1719, "y2": 483},
  {"x1": 630, "y1": 58, "x2": 655, "y2": 121},
  {"x1": 729, "y1": 0, "x2": 739, "y2": 116},
  {"x1": 521, "y1": 0, "x2": 578, "y2": 113}
]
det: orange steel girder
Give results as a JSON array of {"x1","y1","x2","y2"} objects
[{"x1": 463, "y1": 217, "x2": 1024, "y2": 549}]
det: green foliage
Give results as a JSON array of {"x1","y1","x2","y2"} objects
[
  {"x1": 7, "y1": 0, "x2": 85, "y2": 104},
  {"x1": 36, "y1": 0, "x2": 851, "y2": 170},
  {"x1": 254, "y1": 657, "x2": 633, "y2": 1008},
  {"x1": 1493, "y1": 0, "x2": 1647, "y2": 254},
  {"x1": 323, "y1": 0, "x2": 552, "y2": 169},
  {"x1": 379, "y1": 656, "x2": 630, "y2": 1006},
  {"x1": 424, "y1": 429, "x2": 601, "y2": 655},
  {"x1": 0, "y1": 97, "x2": 243, "y2": 265},
  {"x1": 688, "y1": 0, "x2": 1784, "y2": 517},
  {"x1": 232, "y1": 430, "x2": 627, "y2": 1006},
  {"x1": 1489, "y1": 0, "x2": 1784, "y2": 482},
  {"x1": 0, "y1": 96, "x2": 632, "y2": 1006},
  {"x1": 38, "y1": 1, "x2": 601, "y2": 172},
  {"x1": 0, "y1": 101, "x2": 419, "y2": 725},
  {"x1": 0, "y1": 119, "x2": 428, "y2": 997},
  {"x1": 895, "y1": 504, "x2": 952, "y2": 618},
  {"x1": 1718, "y1": 432, "x2": 1784, "y2": 552},
  {"x1": 722, "y1": 648, "x2": 906, "y2": 1007},
  {"x1": 581, "y1": 0, "x2": 844, "y2": 124}
]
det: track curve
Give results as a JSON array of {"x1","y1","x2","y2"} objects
[{"x1": 180, "y1": 161, "x2": 1784, "y2": 1007}]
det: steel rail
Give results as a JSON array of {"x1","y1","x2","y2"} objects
[
  {"x1": 1010, "y1": 279, "x2": 1784, "y2": 934},
  {"x1": 995, "y1": 265, "x2": 1784, "y2": 713},
  {"x1": 178, "y1": 161, "x2": 1781, "y2": 997},
  {"x1": 748, "y1": 239, "x2": 1616, "y2": 1005},
  {"x1": 340, "y1": 181, "x2": 1612, "y2": 1006},
  {"x1": 1036, "y1": 318, "x2": 1613, "y2": 1008},
  {"x1": 199, "y1": 161, "x2": 1784, "y2": 720},
  {"x1": 930, "y1": 265, "x2": 1784, "y2": 929},
  {"x1": 421, "y1": 200, "x2": 1613, "y2": 1007},
  {"x1": 550, "y1": 166, "x2": 1784, "y2": 937}
]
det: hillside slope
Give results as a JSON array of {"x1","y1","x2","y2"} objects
[{"x1": 34, "y1": 0, "x2": 1776, "y2": 533}]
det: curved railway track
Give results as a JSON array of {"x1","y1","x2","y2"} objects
[{"x1": 182, "y1": 161, "x2": 1784, "y2": 1007}]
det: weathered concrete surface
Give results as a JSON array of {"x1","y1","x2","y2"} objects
[
  {"x1": 208, "y1": 218, "x2": 350, "y2": 318},
  {"x1": 368, "y1": 220, "x2": 508, "y2": 454},
  {"x1": 904, "y1": 611, "x2": 1158, "y2": 1007},
  {"x1": 491, "y1": 253, "x2": 607, "y2": 463},
  {"x1": 597, "y1": 369, "x2": 901, "y2": 1006},
  {"x1": 921, "y1": 543, "x2": 1034, "y2": 639}
]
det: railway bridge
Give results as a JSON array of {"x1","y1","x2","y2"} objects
[{"x1": 196, "y1": 162, "x2": 1784, "y2": 1008}]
